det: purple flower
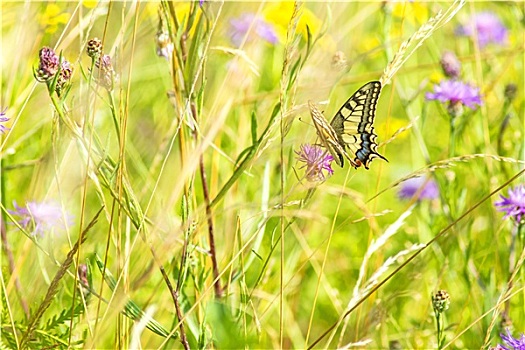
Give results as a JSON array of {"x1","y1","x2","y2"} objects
[
  {"x1": 94, "y1": 54, "x2": 116, "y2": 90},
  {"x1": 55, "y1": 59, "x2": 74, "y2": 96},
  {"x1": 426, "y1": 79, "x2": 482, "y2": 114},
  {"x1": 59, "y1": 60, "x2": 73, "y2": 82},
  {"x1": 295, "y1": 144, "x2": 334, "y2": 182},
  {"x1": 496, "y1": 328, "x2": 525, "y2": 350},
  {"x1": 398, "y1": 177, "x2": 439, "y2": 201},
  {"x1": 35, "y1": 47, "x2": 60, "y2": 82},
  {"x1": 9, "y1": 201, "x2": 73, "y2": 236},
  {"x1": 77, "y1": 263, "x2": 91, "y2": 295},
  {"x1": 0, "y1": 107, "x2": 9, "y2": 134},
  {"x1": 229, "y1": 13, "x2": 278, "y2": 46},
  {"x1": 440, "y1": 51, "x2": 461, "y2": 79},
  {"x1": 35, "y1": 46, "x2": 73, "y2": 96},
  {"x1": 495, "y1": 185, "x2": 525, "y2": 224},
  {"x1": 456, "y1": 12, "x2": 508, "y2": 48}
]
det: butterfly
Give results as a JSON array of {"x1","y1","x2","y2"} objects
[{"x1": 308, "y1": 81, "x2": 387, "y2": 169}]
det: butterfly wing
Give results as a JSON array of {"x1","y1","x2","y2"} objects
[
  {"x1": 330, "y1": 81, "x2": 387, "y2": 169},
  {"x1": 308, "y1": 100, "x2": 357, "y2": 168}
]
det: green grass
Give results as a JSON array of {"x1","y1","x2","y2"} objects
[{"x1": 1, "y1": 1, "x2": 524, "y2": 349}]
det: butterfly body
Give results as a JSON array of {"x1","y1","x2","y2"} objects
[
  {"x1": 308, "y1": 81, "x2": 387, "y2": 169},
  {"x1": 308, "y1": 100, "x2": 354, "y2": 167}
]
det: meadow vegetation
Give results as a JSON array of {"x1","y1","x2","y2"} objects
[{"x1": 1, "y1": 1, "x2": 524, "y2": 349}]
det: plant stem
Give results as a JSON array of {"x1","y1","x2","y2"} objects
[
  {"x1": 20, "y1": 208, "x2": 102, "y2": 349},
  {"x1": 436, "y1": 312, "x2": 443, "y2": 349},
  {"x1": 210, "y1": 102, "x2": 281, "y2": 208},
  {"x1": 107, "y1": 90, "x2": 121, "y2": 143},
  {"x1": 190, "y1": 101, "x2": 222, "y2": 298},
  {"x1": 200, "y1": 154, "x2": 222, "y2": 297},
  {"x1": 158, "y1": 264, "x2": 190, "y2": 350},
  {"x1": 449, "y1": 117, "x2": 456, "y2": 158},
  {"x1": 0, "y1": 188, "x2": 30, "y2": 319}
]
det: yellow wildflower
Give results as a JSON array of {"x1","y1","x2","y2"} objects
[
  {"x1": 378, "y1": 116, "x2": 409, "y2": 141},
  {"x1": 391, "y1": 2, "x2": 429, "y2": 25},
  {"x1": 264, "y1": 2, "x2": 322, "y2": 42},
  {"x1": 429, "y1": 72, "x2": 442, "y2": 84},
  {"x1": 147, "y1": 2, "x2": 201, "y2": 36},
  {"x1": 82, "y1": 1, "x2": 98, "y2": 9},
  {"x1": 39, "y1": 4, "x2": 70, "y2": 34}
]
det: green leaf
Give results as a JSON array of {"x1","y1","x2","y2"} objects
[
  {"x1": 250, "y1": 109, "x2": 258, "y2": 145},
  {"x1": 287, "y1": 57, "x2": 302, "y2": 92},
  {"x1": 94, "y1": 255, "x2": 176, "y2": 339},
  {"x1": 235, "y1": 146, "x2": 254, "y2": 167},
  {"x1": 306, "y1": 24, "x2": 313, "y2": 56}
]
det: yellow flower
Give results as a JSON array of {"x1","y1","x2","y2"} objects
[
  {"x1": 264, "y1": 2, "x2": 322, "y2": 42},
  {"x1": 147, "y1": 2, "x2": 201, "y2": 36},
  {"x1": 263, "y1": 3, "x2": 337, "y2": 51},
  {"x1": 39, "y1": 4, "x2": 70, "y2": 34},
  {"x1": 377, "y1": 117, "x2": 409, "y2": 141},
  {"x1": 429, "y1": 72, "x2": 442, "y2": 84},
  {"x1": 82, "y1": 1, "x2": 98, "y2": 9},
  {"x1": 391, "y1": 2, "x2": 429, "y2": 25},
  {"x1": 145, "y1": 2, "x2": 160, "y2": 19},
  {"x1": 358, "y1": 36, "x2": 383, "y2": 60}
]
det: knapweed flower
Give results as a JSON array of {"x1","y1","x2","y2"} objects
[
  {"x1": 495, "y1": 185, "x2": 525, "y2": 224},
  {"x1": 456, "y1": 12, "x2": 508, "y2": 48},
  {"x1": 55, "y1": 59, "x2": 74, "y2": 97},
  {"x1": 35, "y1": 47, "x2": 60, "y2": 81},
  {"x1": 58, "y1": 60, "x2": 73, "y2": 82},
  {"x1": 495, "y1": 328, "x2": 525, "y2": 350},
  {"x1": 9, "y1": 201, "x2": 73, "y2": 236},
  {"x1": 398, "y1": 177, "x2": 439, "y2": 201},
  {"x1": 35, "y1": 46, "x2": 74, "y2": 96},
  {"x1": 440, "y1": 51, "x2": 461, "y2": 79},
  {"x1": 86, "y1": 37, "x2": 103, "y2": 60},
  {"x1": 229, "y1": 13, "x2": 278, "y2": 46},
  {"x1": 94, "y1": 54, "x2": 116, "y2": 90},
  {"x1": 295, "y1": 144, "x2": 334, "y2": 182},
  {"x1": 77, "y1": 263, "x2": 91, "y2": 297},
  {"x1": 426, "y1": 79, "x2": 482, "y2": 116},
  {"x1": 0, "y1": 108, "x2": 9, "y2": 134},
  {"x1": 432, "y1": 290, "x2": 450, "y2": 314}
]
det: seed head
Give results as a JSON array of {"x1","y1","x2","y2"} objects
[
  {"x1": 504, "y1": 83, "x2": 517, "y2": 102},
  {"x1": 155, "y1": 31, "x2": 173, "y2": 60},
  {"x1": 86, "y1": 38, "x2": 103, "y2": 60},
  {"x1": 440, "y1": 51, "x2": 461, "y2": 79},
  {"x1": 432, "y1": 290, "x2": 450, "y2": 314},
  {"x1": 55, "y1": 59, "x2": 74, "y2": 97},
  {"x1": 332, "y1": 51, "x2": 347, "y2": 70},
  {"x1": 94, "y1": 54, "x2": 116, "y2": 90}
]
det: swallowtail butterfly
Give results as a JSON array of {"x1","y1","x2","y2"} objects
[{"x1": 308, "y1": 81, "x2": 387, "y2": 169}]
